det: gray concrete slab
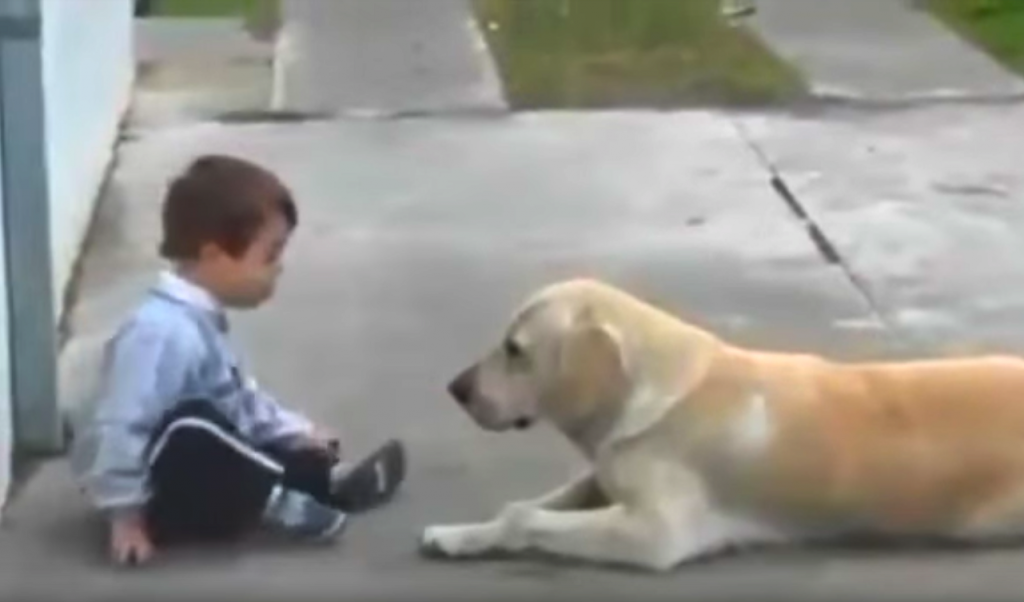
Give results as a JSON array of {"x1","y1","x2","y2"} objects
[
  {"x1": 134, "y1": 17, "x2": 273, "y2": 65},
  {"x1": 273, "y1": 0, "x2": 506, "y2": 116},
  {"x1": 131, "y1": 17, "x2": 279, "y2": 129},
  {"x1": 736, "y1": 103, "x2": 1024, "y2": 354},
  {"x1": 4, "y1": 111, "x2": 915, "y2": 601},
  {"x1": 747, "y1": 0, "x2": 1024, "y2": 102}
]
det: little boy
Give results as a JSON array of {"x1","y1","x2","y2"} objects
[{"x1": 70, "y1": 155, "x2": 406, "y2": 566}]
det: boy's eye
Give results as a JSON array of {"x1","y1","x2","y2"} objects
[{"x1": 265, "y1": 245, "x2": 284, "y2": 264}]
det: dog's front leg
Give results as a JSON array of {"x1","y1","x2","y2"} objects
[
  {"x1": 495, "y1": 503, "x2": 690, "y2": 571},
  {"x1": 419, "y1": 473, "x2": 604, "y2": 559},
  {"x1": 422, "y1": 502, "x2": 701, "y2": 572}
]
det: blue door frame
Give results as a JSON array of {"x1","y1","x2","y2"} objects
[{"x1": 0, "y1": 0, "x2": 63, "y2": 456}]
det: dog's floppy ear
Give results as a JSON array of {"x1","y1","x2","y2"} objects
[
  {"x1": 600, "y1": 313, "x2": 716, "y2": 447},
  {"x1": 559, "y1": 307, "x2": 629, "y2": 401},
  {"x1": 549, "y1": 306, "x2": 631, "y2": 444}
]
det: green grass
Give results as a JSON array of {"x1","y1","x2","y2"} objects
[
  {"x1": 151, "y1": 0, "x2": 274, "y2": 18},
  {"x1": 150, "y1": 0, "x2": 272, "y2": 17},
  {"x1": 149, "y1": 0, "x2": 279, "y2": 39},
  {"x1": 473, "y1": 0, "x2": 806, "y2": 109},
  {"x1": 928, "y1": 0, "x2": 1024, "y2": 75}
]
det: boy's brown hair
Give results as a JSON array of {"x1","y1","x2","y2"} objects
[{"x1": 159, "y1": 155, "x2": 298, "y2": 261}]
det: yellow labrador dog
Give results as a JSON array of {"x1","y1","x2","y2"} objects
[{"x1": 419, "y1": 279, "x2": 1024, "y2": 571}]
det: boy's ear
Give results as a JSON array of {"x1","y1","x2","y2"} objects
[{"x1": 197, "y1": 241, "x2": 228, "y2": 262}]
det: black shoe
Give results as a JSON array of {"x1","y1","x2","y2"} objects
[{"x1": 330, "y1": 439, "x2": 406, "y2": 513}]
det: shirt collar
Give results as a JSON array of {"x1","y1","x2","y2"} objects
[{"x1": 154, "y1": 270, "x2": 229, "y2": 331}]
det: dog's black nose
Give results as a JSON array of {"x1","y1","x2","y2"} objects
[{"x1": 448, "y1": 367, "x2": 475, "y2": 406}]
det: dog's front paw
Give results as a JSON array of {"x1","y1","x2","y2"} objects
[
  {"x1": 419, "y1": 523, "x2": 502, "y2": 559},
  {"x1": 419, "y1": 525, "x2": 458, "y2": 558}
]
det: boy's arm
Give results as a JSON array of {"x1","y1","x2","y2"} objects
[
  {"x1": 78, "y1": 320, "x2": 196, "y2": 515},
  {"x1": 242, "y1": 377, "x2": 317, "y2": 448}
]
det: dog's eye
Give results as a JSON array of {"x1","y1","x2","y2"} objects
[{"x1": 504, "y1": 338, "x2": 525, "y2": 360}]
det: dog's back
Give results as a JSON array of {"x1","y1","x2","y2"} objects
[{"x1": 686, "y1": 349, "x2": 1024, "y2": 538}]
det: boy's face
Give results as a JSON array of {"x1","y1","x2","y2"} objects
[{"x1": 201, "y1": 212, "x2": 292, "y2": 309}]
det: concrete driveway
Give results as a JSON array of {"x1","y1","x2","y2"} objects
[{"x1": 6, "y1": 101, "x2": 1024, "y2": 601}]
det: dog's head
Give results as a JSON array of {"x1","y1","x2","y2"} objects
[{"x1": 447, "y1": 280, "x2": 634, "y2": 444}]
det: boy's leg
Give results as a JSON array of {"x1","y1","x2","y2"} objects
[
  {"x1": 144, "y1": 400, "x2": 347, "y2": 546},
  {"x1": 267, "y1": 439, "x2": 407, "y2": 514}
]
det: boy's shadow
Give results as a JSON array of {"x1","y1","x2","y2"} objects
[{"x1": 28, "y1": 508, "x2": 342, "y2": 573}]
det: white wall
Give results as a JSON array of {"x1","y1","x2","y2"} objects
[
  {"x1": 0, "y1": 122, "x2": 11, "y2": 513},
  {"x1": 0, "y1": 0, "x2": 133, "y2": 510},
  {"x1": 41, "y1": 0, "x2": 135, "y2": 316}
]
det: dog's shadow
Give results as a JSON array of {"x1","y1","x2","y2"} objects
[{"x1": 420, "y1": 531, "x2": 1024, "y2": 576}]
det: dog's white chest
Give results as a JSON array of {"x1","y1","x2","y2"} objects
[{"x1": 729, "y1": 393, "x2": 773, "y2": 456}]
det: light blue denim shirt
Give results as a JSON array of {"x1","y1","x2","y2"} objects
[{"x1": 70, "y1": 271, "x2": 314, "y2": 514}]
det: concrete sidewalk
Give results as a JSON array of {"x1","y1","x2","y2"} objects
[
  {"x1": 272, "y1": 0, "x2": 506, "y2": 116},
  {"x1": 131, "y1": 16, "x2": 278, "y2": 128},
  {"x1": 747, "y1": 0, "x2": 1024, "y2": 102}
]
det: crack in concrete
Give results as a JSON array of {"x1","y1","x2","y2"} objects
[{"x1": 727, "y1": 116, "x2": 908, "y2": 351}]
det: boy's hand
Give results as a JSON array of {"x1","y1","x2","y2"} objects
[
  {"x1": 296, "y1": 427, "x2": 342, "y2": 462},
  {"x1": 110, "y1": 511, "x2": 155, "y2": 567}
]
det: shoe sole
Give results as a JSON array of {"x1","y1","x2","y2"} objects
[
  {"x1": 311, "y1": 511, "x2": 349, "y2": 544},
  {"x1": 333, "y1": 440, "x2": 406, "y2": 513}
]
